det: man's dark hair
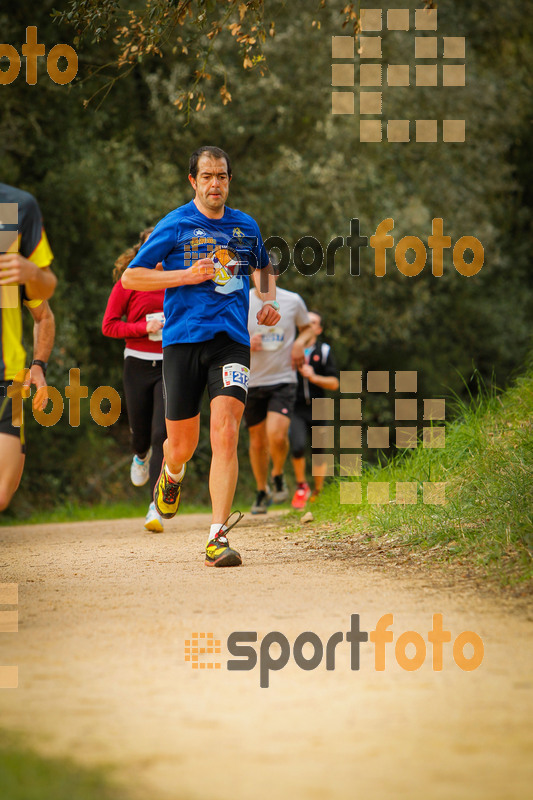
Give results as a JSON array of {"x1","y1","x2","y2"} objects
[{"x1": 189, "y1": 146, "x2": 232, "y2": 179}]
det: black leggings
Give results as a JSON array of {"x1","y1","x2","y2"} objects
[
  {"x1": 123, "y1": 357, "x2": 166, "y2": 495},
  {"x1": 289, "y1": 403, "x2": 312, "y2": 459}
]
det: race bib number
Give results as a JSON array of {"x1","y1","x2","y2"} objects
[
  {"x1": 223, "y1": 363, "x2": 250, "y2": 391},
  {"x1": 146, "y1": 311, "x2": 165, "y2": 341}
]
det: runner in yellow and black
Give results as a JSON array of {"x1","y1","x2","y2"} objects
[{"x1": 0, "y1": 183, "x2": 57, "y2": 511}]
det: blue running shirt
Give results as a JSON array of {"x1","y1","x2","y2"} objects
[{"x1": 128, "y1": 200, "x2": 269, "y2": 347}]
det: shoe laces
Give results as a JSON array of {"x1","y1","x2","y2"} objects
[
  {"x1": 215, "y1": 510, "x2": 244, "y2": 541},
  {"x1": 163, "y1": 477, "x2": 179, "y2": 503}
]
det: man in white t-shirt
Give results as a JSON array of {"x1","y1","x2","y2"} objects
[{"x1": 245, "y1": 276, "x2": 312, "y2": 513}]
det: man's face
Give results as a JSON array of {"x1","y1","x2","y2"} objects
[
  {"x1": 309, "y1": 312, "x2": 323, "y2": 337},
  {"x1": 189, "y1": 155, "x2": 231, "y2": 214}
]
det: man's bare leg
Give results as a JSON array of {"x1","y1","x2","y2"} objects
[
  {"x1": 313, "y1": 473, "x2": 326, "y2": 493},
  {"x1": 0, "y1": 434, "x2": 25, "y2": 511},
  {"x1": 266, "y1": 410, "x2": 291, "y2": 479},
  {"x1": 209, "y1": 395, "x2": 245, "y2": 522},
  {"x1": 248, "y1": 419, "x2": 269, "y2": 491},
  {"x1": 311, "y1": 456, "x2": 328, "y2": 495},
  {"x1": 292, "y1": 455, "x2": 306, "y2": 485},
  {"x1": 163, "y1": 414, "x2": 200, "y2": 476}
]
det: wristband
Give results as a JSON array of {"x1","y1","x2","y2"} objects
[
  {"x1": 31, "y1": 359, "x2": 48, "y2": 376},
  {"x1": 262, "y1": 300, "x2": 280, "y2": 312}
]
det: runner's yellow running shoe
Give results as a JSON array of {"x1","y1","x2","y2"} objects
[
  {"x1": 144, "y1": 501, "x2": 164, "y2": 533},
  {"x1": 205, "y1": 511, "x2": 244, "y2": 568},
  {"x1": 154, "y1": 461, "x2": 185, "y2": 519}
]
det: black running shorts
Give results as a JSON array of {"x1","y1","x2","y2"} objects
[
  {"x1": 0, "y1": 381, "x2": 26, "y2": 453},
  {"x1": 243, "y1": 383, "x2": 297, "y2": 428},
  {"x1": 163, "y1": 333, "x2": 250, "y2": 421}
]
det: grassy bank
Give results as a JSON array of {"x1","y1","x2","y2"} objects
[
  {"x1": 0, "y1": 732, "x2": 129, "y2": 800},
  {"x1": 310, "y1": 369, "x2": 533, "y2": 584},
  {"x1": 0, "y1": 500, "x2": 210, "y2": 527},
  {"x1": 0, "y1": 496, "x2": 289, "y2": 527}
]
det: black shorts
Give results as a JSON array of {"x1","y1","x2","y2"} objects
[
  {"x1": 163, "y1": 333, "x2": 250, "y2": 421},
  {"x1": 0, "y1": 381, "x2": 26, "y2": 453},
  {"x1": 243, "y1": 383, "x2": 297, "y2": 428}
]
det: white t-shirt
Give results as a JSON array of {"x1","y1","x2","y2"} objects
[{"x1": 248, "y1": 287, "x2": 310, "y2": 387}]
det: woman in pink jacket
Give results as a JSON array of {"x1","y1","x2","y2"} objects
[{"x1": 102, "y1": 229, "x2": 166, "y2": 532}]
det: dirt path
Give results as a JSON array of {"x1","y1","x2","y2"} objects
[{"x1": 1, "y1": 512, "x2": 532, "y2": 800}]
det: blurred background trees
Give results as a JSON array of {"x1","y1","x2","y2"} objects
[{"x1": 1, "y1": 0, "x2": 531, "y2": 513}]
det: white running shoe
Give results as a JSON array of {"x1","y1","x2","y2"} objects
[
  {"x1": 272, "y1": 474, "x2": 289, "y2": 504},
  {"x1": 144, "y1": 501, "x2": 164, "y2": 533},
  {"x1": 130, "y1": 447, "x2": 152, "y2": 486}
]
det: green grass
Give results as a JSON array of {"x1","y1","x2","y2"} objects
[
  {"x1": 0, "y1": 732, "x2": 129, "y2": 800},
  {"x1": 0, "y1": 500, "x2": 210, "y2": 527},
  {"x1": 0, "y1": 489, "x2": 290, "y2": 528},
  {"x1": 308, "y1": 369, "x2": 533, "y2": 584}
]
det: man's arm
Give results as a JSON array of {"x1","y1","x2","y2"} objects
[
  {"x1": 291, "y1": 324, "x2": 314, "y2": 369},
  {"x1": 299, "y1": 345, "x2": 340, "y2": 391},
  {"x1": 26, "y1": 301, "x2": 55, "y2": 409},
  {"x1": 0, "y1": 255, "x2": 57, "y2": 301},
  {"x1": 298, "y1": 365, "x2": 339, "y2": 391},
  {"x1": 122, "y1": 259, "x2": 216, "y2": 290},
  {"x1": 252, "y1": 265, "x2": 280, "y2": 327}
]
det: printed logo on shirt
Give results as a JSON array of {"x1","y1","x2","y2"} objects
[
  {"x1": 222, "y1": 363, "x2": 250, "y2": 391},
  {"x1": 211, "y1": 247, "x2": 243, "y2": 295},
  {"x1": 193, "y1": 229, "x2": 207, "y2": 236},
  {"x1": 232, "y1": 227, "x2": 245, "y2": 239},
  {"x1": 261, "y1": 326, "x2": 285, "y2": 351},
  {"x1": 184, "y1": 236, "x2": 217, "y2": 267}
]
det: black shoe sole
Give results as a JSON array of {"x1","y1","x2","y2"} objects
[{"x1": 205, "y1": 551, "x2": 242, "y2": 568}]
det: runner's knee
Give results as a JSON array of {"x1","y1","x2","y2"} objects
[
  {"x1": 211, "y1": 414, "x2": 239, "y2": 453},
  {"x1": 269, "y1": 427, "x2": 290, "y2": 450},
  {"x1": 291, "y1": 444, "x2": 305, "y2": 459},
  {"x1": 249, "y1": 425, "x2": 267, "y2": 452},
  {"x1": 165, "y1": 437, "x2": 196, "y2": 465}
]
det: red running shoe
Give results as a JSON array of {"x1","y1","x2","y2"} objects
[{"x1": 291, "y1": 482, "x2": 311, "y2": 510}]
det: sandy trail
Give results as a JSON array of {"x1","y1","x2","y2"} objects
[{"x1": 0, "y1": 512, "x2": 532, "y2": 800}]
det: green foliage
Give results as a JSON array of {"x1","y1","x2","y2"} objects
[
  {"x1": 54, "y1": 0, "x2": 273, "y2": 113},
  {"x1": 311, "y1": 364, "x2": 533, "y2": 583},
  {"x1": 0, "y1": 732, "x2": 129, "y2": 800}
]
